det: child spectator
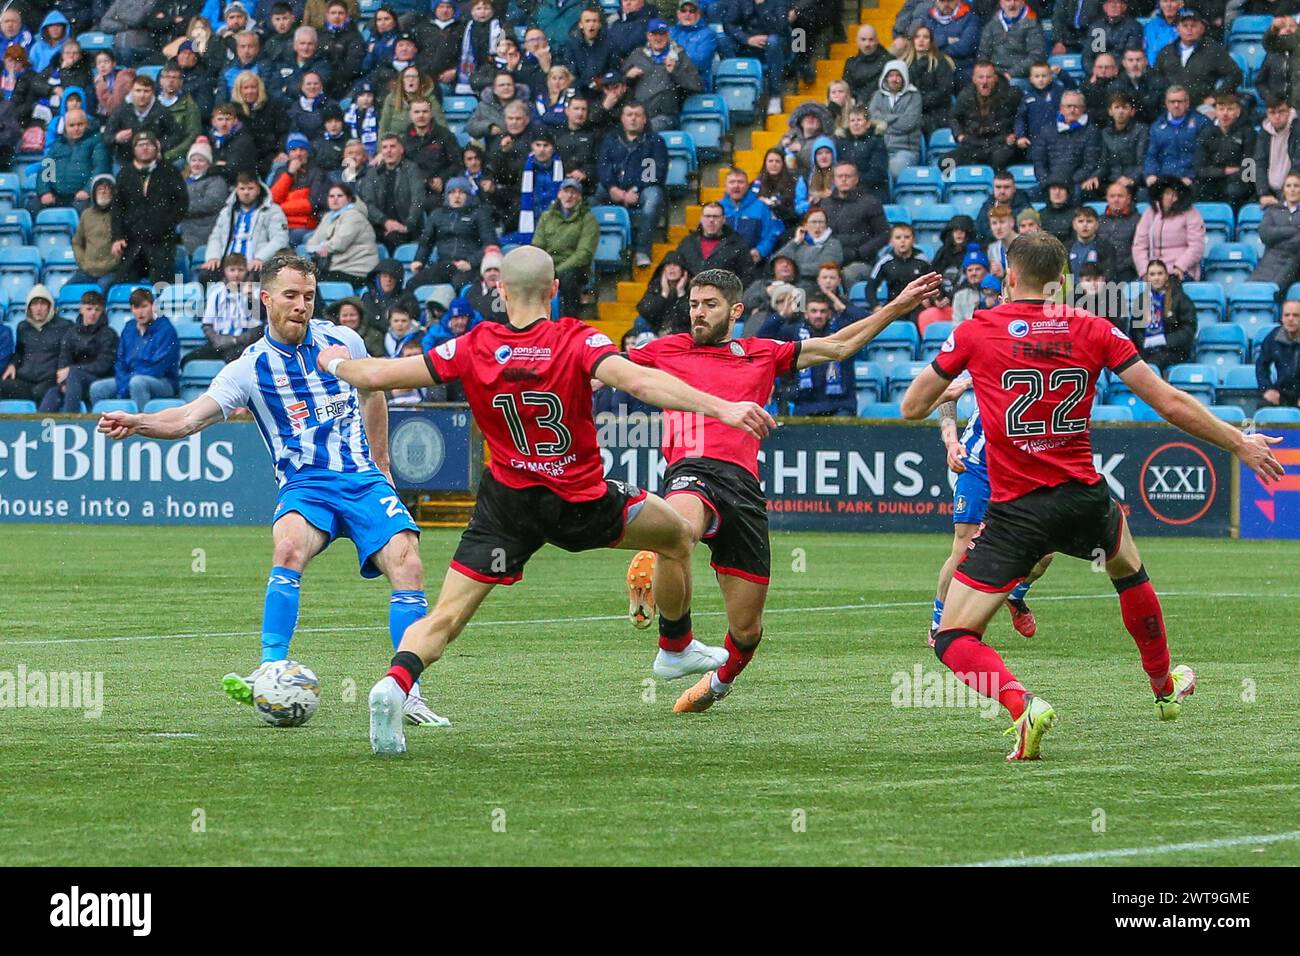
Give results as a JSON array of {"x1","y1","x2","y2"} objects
[
  {"x1": 867, "y1": 223, "x2": 933, "y2": 320},
  {"x1": 185, "y1": 253, "x2": 261, "y2": 366},
  {"x1": 985, "y1": 204, "x2": 1016, "y2": 278},
  {"x1": 1069, "y1": 206, "x2": 1115, "y2": 277}
]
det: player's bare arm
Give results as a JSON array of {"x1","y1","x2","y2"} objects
[
  {"x1": 795, "y1": 272, "x2": 944, "y2": 368},
  {"x1": 1120, "y1": 361, "x2": 1285, "y2": 482},
  {"x1": 900, "y1": 365, "x2": 951, "y2": 420},
  {"x1": 96, "y1": 395, "x2": 225, "y2": 441},
  {"x1": 317, "y1": 345, "x2": 433, "y2": 391},
  {"x1": 595, "y1": 353, "x2": 776, "y2": 440},
  {"x1": 359, "y1": 388, "x2": 393, "y2": 479}
]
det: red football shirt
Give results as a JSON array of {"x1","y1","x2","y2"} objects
[
  {"x1": 626, "y1": 334, "x2": 800, "y2": 477},
  {"x1": 425, "y1": 316, "x2": 617, "y2": 502},
  {"x1": 931, "y1": 300, "x2": 1140, "y2": 502}
]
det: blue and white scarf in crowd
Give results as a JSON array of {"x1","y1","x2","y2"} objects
[
  {"x1": 996, "y1": 6, "x2": 1028, "y2": 31},
  {"x1": 1056, "y1": 111, "x2": 1087, "y2": 133},
  {"x1": 517, "y1": 153, "x2": 564, "y2": 236},
  {"x1": 344, "y1": 102, "x2": 378, "y2": 155},
  {"x1": 1146, "y1": 289, "x2": 1167, "y2": 347},
  {"x1": 797, "y1": 325, "x2": 845, "y2": 395},
  {"x1": 457, "y1": 17, "x2": 503, "y2": 90}
]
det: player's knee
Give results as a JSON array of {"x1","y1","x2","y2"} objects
[
  {"x1": 729, "y1": 624, "x2": 762, "y2": 648},
  {"x1": 272, "y1": 537, "x2": 308, "y2": 570}
]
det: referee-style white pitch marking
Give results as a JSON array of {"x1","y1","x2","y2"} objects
[
  {"x1": 2, "y1": 591, "x2": 1292, "y2": 647},
  {"x1": 955, "y1": 830, "x2": 1300, "y2": 867}
]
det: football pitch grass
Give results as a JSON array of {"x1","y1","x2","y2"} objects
[{"x1": 2, "y1": 524, "x2": 1298, "y2": 867}]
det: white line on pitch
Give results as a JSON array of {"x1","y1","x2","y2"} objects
[
  {"x1": 0, "y1": 591, "x2": 1287, "y2": 648},
  {"x1": 953, "y1": 830, "x2": 1300, "y2": 867}
]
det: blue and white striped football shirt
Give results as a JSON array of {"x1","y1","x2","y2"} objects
[
  {"x1": 959, "y1": 404, "x2": 988, "y2": 482},
  {"x1": 204, "y1": 320, "x2": 374, "y2": 485}
]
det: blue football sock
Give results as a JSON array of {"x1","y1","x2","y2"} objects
[
  {"x1": 932, "y1": 598, "x2": 944, "y2": 627},
  {"x1": 1009, "y1": 580, "x2": 1033, "y2": 602},
  {"x1": 261, "y1": 566, "x2": 302, "y2": 663},
  {"x1": 389, "y1": 590, "x2": 428, "y2": 650}
]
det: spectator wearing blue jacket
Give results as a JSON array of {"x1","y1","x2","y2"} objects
[
  {"x1": 1144, "y1": 0, "x2": 1182, "y2": 64},
  {"x1": 721, "y1": 0, "x2": 791, "y2": 111},
  {"x1": 27, "y1": 11, "x2": 69, "y2": 73},
  {"x1": 770, "y1": 293, "x2": 857, "y2": 416},
  {"x1": 33, "y1": 107, "x2": 109, "y2": 213},
  {"x1": 0, "y1": 315, "x2": 12, "y2": 370},
  {"x1": 607, "y1": 0, "x2": 660, "y2": 63},
  {"x1": 596, "y1": 100, "x2": 667, "y2": 266},
  {"x1": 564, "y1": 8, "x2": 615, "y2": 90},
  {"x1": 1144, "y1": 84, "x2": 1206, "y2": 187},
  {"x1": 89, "y1": 288, "x2": 181, "y2": 409},
  {"x1": 1013, "y1": 63, "x2": 1070, "y2": 146},
  {"x1": 922, "y1": 0, "x2": 981, "y2": 85},
  {"x1": 670, "y1": 1, "x2": 718, "y2": 89},
  {"x1": 720, "y1": 167, "x2": 782, "y2": 264}
]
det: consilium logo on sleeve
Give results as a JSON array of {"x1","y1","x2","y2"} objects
[
  {"x1": 494, "y1": 344, "x2": 512, "y2": 364},
  {"x1": 1007, "y1": 319, "x2": 1030, "y2": 338},
  {"x1": 586, "y1": 333, "x2": 613, "y2": 348}
]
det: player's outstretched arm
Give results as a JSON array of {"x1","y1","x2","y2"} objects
[
  {"x1": 795, "y1": 272, "x2": 944, "y2": 368},
  {"x1": 359, "y1": 388, "x2": 392, "y2": 479},
  {"x1": 595, "y1": 354, "x2": 776, "y2": 439},
  {"x1": 318, "y1": 345, "x2": 433, "y2": 391},
  {"x1": 900, "y1": 365, "x2": 951, "y2": 420},
  {"x1": 97, "y1": 395, "x2": 225, "y2": 441},
  {"x1": 1120, "y1": 362, "x2": 1285, "y2": 482}
]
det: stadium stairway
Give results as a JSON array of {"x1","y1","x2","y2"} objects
[{"x1": 592, "y1": 0, "x2": 899, "y2": 339}]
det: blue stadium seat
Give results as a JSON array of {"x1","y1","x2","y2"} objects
[
  {"x1": 318, "y1": 281, "x2": 354, "y2": 304},
  {"x1": 1196, "y1": 202, "x2": 1235, "y2": 247},
  {"x1": 1219, "y1": 364, "x2": 1259, "y2": 399},
  {"x1": 92, "y1": 399, "x2": 139, "y2": 414},
  {"x1": 1182, "y1": 282, "x2": 1225, "y2": 324},
  {"x1": 927, "y1": 128, "x2": 956, "y2": 166},
  {"x1": 1229, "y1": 14, "x2": 1272, "y2": 43},
  {"x1": 0, "y1": 172, "x2": 19, "y2": 208},
  {"x1": 1208, "y1": 404, "x2": 1247, "y2": 424},
  {"x1": 853, "y1": 362, "x2": 885, "y2": 404},
  {"x1": 0, "y1": 399, "x2": 38, "y2": 413},
  {"x1": 882, "y1": 204, "x2": 912, "y2": 224},
  {"x1": 441, "y1": 94, "x2": 476, "y2": 129},
  {"x1": 1253, "y1": 406, "x2": 1300, "y2": 424},
  {"x1": 892, "y1": 166, "x2": 944, "y2": 211},
  {"x1": 945, "y1": 165, "x2": 994, "y2": 217},
  {"x1": 1008, "y1": 164, "x2": 1036, "y2": 193},
  {"x1": 922, "y1": 320, "x2": 953, "y2": 360},
  {"x1": 714, "y1": 58, "x2": 763, "y2": 123},
  {"x1": 107, "y1": 282, "x2": 149, "y2": 328},
  {"x1": 1195, "y1": 323, "x2": 1249, "y2": 369},
  {"x1": 156, "y1": 281, "x2": 203, "y2": 322},
  {"x1": 910, "y1": 203, "x2": 955, "y2": 247},
  {"x1": 1168, "y1": 363, "x2": 1218, "y2": 403},
  {"x1": 594, "y1": 205, "x2": 631, "y2": 273},
  {"x1": 0, "y1": 209, "x2": 32, "y2": 249},
  {"x1": 136, "y1": 65, "x2": 162, "y2": 82},
  {"x1": 143, "y1": 398, "x2": 185, "y2": 413},
  {"x1": 1227, "y1": 281, "x2": 1279, "y2": 329},
  {"x1": 1236, "y1": 203, "x2": 1264, "y2": 244},
  {"x1": 660, "y1": 130, "x2": 697, "y2": 197},
  {"x1": 888, "y1": 361, "x2": 931, "y2": 401},
  {"x1": 848, "y1": 281, "x2": 869, "y2": 307},
  {"x1": 41, "y1": 246, "x2": 78, "y2": 296},
  {"x1": 681, "y1": 95, "x2": 730, "y2": 163},
  {"x1": 55, "y1": 282, "x2": 98, "y2": 321},
  {"x1": 392, "y1": 242, "x2": 418, "y2": 265},
  {"x1": 1202, "y1": 242, "x2": 1257, "y2": 287},
  {"x1": 1049, "y1": 53, "x2": 1084, "y2": 81},
  {"x1": 1129, "y1": 398, "x2": 1163, "y2": 421},
  {"x1": 863, "y1": 320, "x2": 920, "y2": 373},
  {"x1": 0, "y1": 246, "x2": 41, "y2": 304},
  {"x1": 857, "y1": 401, "x2": 901, "y2": 419},
  {"x1": 76, "y1": 31, "x2": 113, "y2": 52},
  {"x1": 180, "y1": 359, "x2": 224, "y2": 389},
  {"x1": 1231, "y1": 47, "x2": 1265, "y2": 85},
  {"x1": 174, "y1": 320, "x2": 206, "y2": 352},
  {"x1": 1090, "y1": 405, "x2": 1134, "y2": 421}
]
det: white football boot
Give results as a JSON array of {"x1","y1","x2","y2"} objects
[
  {"x1": 403, "y1": 685, "x2": 451, "y2": 727},
  {"x1": 369, "y1": 676, "x2": 408, "y2": 755},
  {"x1": 653, "y1": 639, "x2": 730, "y2": 680}
]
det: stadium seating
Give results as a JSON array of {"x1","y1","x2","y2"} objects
[
  {"x1": 1227, "y1": 282, "x2": 1280, "y2": 329},
  {"x1": 0, "y1": 209, "x2": 32, "y2": 250},
  {"x1": 660, "y1": 130, "x2": 698, "y2": 197},
  {"x1": 594, "y1": 205, "x2": 631, "y2": 274},
  {"x1": 910, "y1": 203, "x2": 955, "y2": 248},
  {"x1": 891, "y1": 166, "x2": 944, "y2": 211},
  {"x1": 0, "y1": 399, "x2": 37, "y2": 413},
  {"x1": 1202, "y1": 243, "x2": 1258, "y2": 286},
  {"x1": 1008, "y1": 164, "x2": 1036, "y2": 193},
  {"x1": 926, "y1": 128, "x2": 956, "y2": 166},
  {"x1": 392, "y1": 243, "x2": 418, "y2": 265},
  {"x1": 714, "y1": 58, "x2": 763, "y2": 124},
  {"x1": 1236, "y1": 204, "x2": 1265, "y2": 248},
  {"x1": 921, "y1": 321, "x2": 953, "y2": 360},
  {"x1": 0, "y1": 246, "x2": 41, "y2": 305},
  {"x1": 1091, "y1": 405, "x2": 1134, "y2": 421},
  {"x1": 1208, "y1": 405, "x2": 1247, "y2": 424},
  {"x1": 888, "y1": 361, "x2": 930, "y2": 402},
  {"x1": 1196, "y1": 323, "x2": 1249, "y2": 369},
  {"x1": 92, "y1": 399, "x2": 139, "y2": 414},
  {"x1": 0, "y1": 172, "x2": 19, "y2": 208},
  {"x1": 318, "y1": 281, "x2": 355, "y2": 305},
  {"x1": 180, "y1": 360, "x2": 225, "y2": 402},
  {"x1": 1129, "y1": 398, "x2": 1163, "y2": 421},
  {"x1": 32, "y1": 208, "x2": 78, "y2": 259},
  {"x1": 76, "y1": 31, "x2": 113, "y2": 52},
  {"x1": 862, "y1": 321, "x2": 919, "y2": 373},
  {"x1": 1218, "y1": 364, "x2": 1259, "y2": 411},
  {"x1": 848, "y1": 281, "x2": 869, "y2": 307},
  {"x1": 55, "y1": 283, "x2": 98, "y2": 321},
  {"x1": 1197, "y1": 203, "x2": 1235, "y2": 247},
  {"x1": 857, "y1": 401, "x2": 901, "y2": 419},
  {"x1": 1253, "y1": 406, "x2": 1300, "y2": 424},
  {"x1": 945, "y1": 166, "x2": 994, "y2": 217},
  {"x1": 1049, "y1": 53, "x2": 1084, "y2": 81},
  {"x1": 107, "y1": 283, "x2": 150, "y2": 329},
  {"x1": 853, "y1": 362, "x2": 885, "y2": 404},
  {"x1": 882, "y1": 204, "x2": 912, "y2": 225},
  {"x1": 680, "y1": 95, "x2": 730, "y2": 163},
  {"x1": 1182, "y1": 282, "x2": 1225, "y2": 325},
  {"x1": 174, "y1": 320, "x2": 206, "y2": 353},
  {"x1": 41, "y1": 247, "x2": 78, "y2": 297},
  {"x1": 1167, "y1": 364, "x2": 1217, "y2": 404},
  {"x1": 143, "y1": 399, "x2": 186, "y2": 413}
]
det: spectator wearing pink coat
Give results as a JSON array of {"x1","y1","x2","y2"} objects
[{"x1": 1132, "y1": 177, "x2": 1205, "y2": 280}]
